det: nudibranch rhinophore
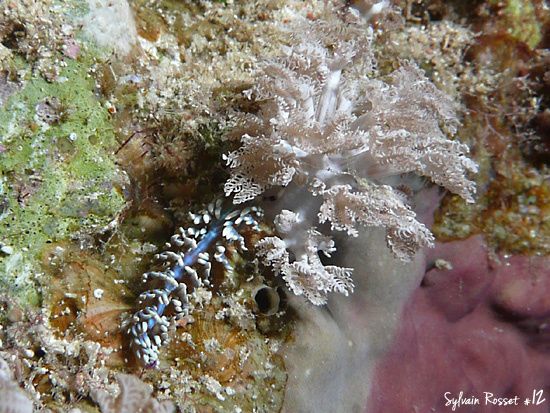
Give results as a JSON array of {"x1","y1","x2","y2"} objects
[{"x1": 126, "y1": 199, "x2": 263, "y2": 367}]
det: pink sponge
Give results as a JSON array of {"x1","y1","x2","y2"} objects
[{"x1": 368, "y1": 235, "x2": 550, "y2": 412}]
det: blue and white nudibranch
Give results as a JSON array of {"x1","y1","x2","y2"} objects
[{"x1": 126, "y1": 199, "x2": 263, "y2": 367}]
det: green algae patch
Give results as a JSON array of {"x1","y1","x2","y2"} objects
[
  {"x1": 0, "y1": 55, "x2": 127, "y2": 307},
  {"x1": 487, "y1": 0, "x2": 544, "y2": 49}
]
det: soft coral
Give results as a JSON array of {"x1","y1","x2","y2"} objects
[{"x1": 224, "y1": 10, "x2": 477, "y2": 304}]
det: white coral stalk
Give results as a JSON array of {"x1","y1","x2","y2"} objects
[{"x1": 224, "y1": 12, "x2": 477, "y2": 304}]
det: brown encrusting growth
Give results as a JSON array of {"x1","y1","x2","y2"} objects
[{"x1": 426, "y1": 1, "x2": 550, "y2": 256}]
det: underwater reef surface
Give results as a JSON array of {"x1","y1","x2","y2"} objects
[{"x1": 0, "y1": 0, "x2": 549, "y2": 412}]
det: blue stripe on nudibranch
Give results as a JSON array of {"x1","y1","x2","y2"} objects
[{"x1": 126, "y1": 199, "x2": 263, "y2": 367}]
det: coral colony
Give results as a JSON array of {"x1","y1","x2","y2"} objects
[
  {"x1": 128, "y1": 10, "x2": 477, "y2": 364},
  {"x1": 127, "y1": 200, "x2": 262, "y2": 367},
  {"x1": 224, "y1": 15, "x2": 478, "y2": 304}
]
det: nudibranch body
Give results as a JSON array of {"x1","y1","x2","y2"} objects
[{"x1": 127, "y1": 199, "x2": 263, "y2": 367}]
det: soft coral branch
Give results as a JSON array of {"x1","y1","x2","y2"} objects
[
  {"x1": 315, "y1": 181, "x2": 435, "y2": 260},
  {"x1": 224, "y1": 10, "x2": 477, "y2": 304}
]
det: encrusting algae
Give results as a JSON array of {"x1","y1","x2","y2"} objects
[{"x1": 0, "y1": 54, "x2": 127, "y2": 306}]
